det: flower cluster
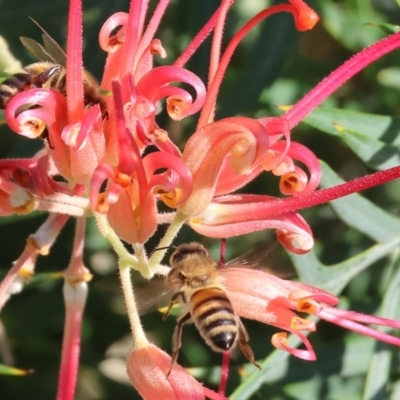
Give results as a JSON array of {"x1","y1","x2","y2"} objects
[{"x1": 1, "y1": 0, "x2": 400, "y2": 399}]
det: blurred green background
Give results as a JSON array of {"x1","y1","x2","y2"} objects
[{"x1": 1, "y1": 0, "x2": 400, "y2": 399}]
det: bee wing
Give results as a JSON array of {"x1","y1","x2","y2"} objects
[
  {"x1": 224, "y1": 242, "x2": 296, "y2": 279},
  {"x1": 41, "y1": 33, "x2": 66, "y2": 65},
  {"x1": 134, "y1": 276, "x2": 173, "y2": 315},
  {"x1": 20, "y1": 18, "x2": 66, "y2": 65},
  {"x1": 19, "y1": 37, "x2": 53, "y2": 62}
]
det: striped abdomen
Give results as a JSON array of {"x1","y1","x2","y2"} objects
[
  {"x1": 0, "y1": 64, "x2": 64, "y2": 109},
  {"x1": 190, "y1": 287, "x2": 237, "y2": 352},
  {"x1": 0, "y1": 72, "x2": 33, "y2": 108}
]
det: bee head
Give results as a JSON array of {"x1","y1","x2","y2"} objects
[
  {"x1": 168, "y1": 243, "x2": 217, "y2": 288},
  {"x1": 169, "y1": 242, "x2": 207, "y2": 264}
]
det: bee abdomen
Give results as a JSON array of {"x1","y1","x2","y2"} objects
[
  {"x1": 0, "y1": 73, "x2": 32, "y2": 108},
  {"x1": 192, "y1": 288, "x2": 238, "y2": 352}
]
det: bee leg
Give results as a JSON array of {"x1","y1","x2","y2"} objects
[
  {"x1": 163, "y1": 291, "x2": 185, "y2": 320},
  {"x1": 237, "y1": 318, "x2": 261, "y2": 370},
  {"x1": 32, "y1": 65, "x2": 61, "y2": 88},
  {"x1": 167, "y1": 311, "x2": 191, "y2": 377}
]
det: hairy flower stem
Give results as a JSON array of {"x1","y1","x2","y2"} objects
[
  {"x1": 119, "y1": 261, "x2": 148, "y2": 348},
  {"x1": 94, "y1": 212, "x2": 138, "y2": 267},
  {"x1": 149, "y1": 211, "x2": 187, "y2": 269},
  {"x1": 57, "y1": 219, "x2": 90, "y2": 400},
  {"x1": 285, "y1": 30, "x2": 400, "y2": 128},
  {"x1": 218, "y1": 351, "x2": 231, "y2": 395}
]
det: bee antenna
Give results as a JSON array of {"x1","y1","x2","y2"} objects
[{"x1": 154, "y1": 245, "x2": 176, "y2": 252}]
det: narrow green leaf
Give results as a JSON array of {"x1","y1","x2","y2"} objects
[
  {"x1": 362, "y1": 254, "x2": 400, "y2": 400},
  {"x1": 320, "y1": 161, "x2": 400, "y2": 243},
  {"x1": 364, "y1": 22, "x2": 400, "y2": 34},
  {"x1": 290, "y1": 237, "x2": 400, "y2": 293},
  {"x1": 339, "y1": 126, "x2": 400, "y2": 170},
  {"x1": 0, "y1": 364, "x2": 33, "y2": 376},
  {"x1": 303, "y1": 108, "x2": 400, "y2": 144}
]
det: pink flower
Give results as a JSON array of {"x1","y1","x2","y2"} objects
[
  {"x1": 221, "y1": 268, "x2": 400, "y2": 360},
  {"x1": 127, "y1": 344, "x2": 227, "y2": 400}
]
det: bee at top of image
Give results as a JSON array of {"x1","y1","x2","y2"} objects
[
  {"x1": 0, "y1": 19, "x2": 107, "y2": 128},
  {"x1": 139, "y1": 241, "x2": 294, "y2": 375}
]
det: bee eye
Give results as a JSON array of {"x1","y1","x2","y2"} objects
[{"x1": 178, "y1": 272, "x2": 186, "y2": 281}]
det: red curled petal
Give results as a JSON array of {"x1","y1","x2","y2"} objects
[
  {"x1": 181, "y1": 117, "x2": 269, "y2": 216},
  {"x1": 6, "y1": 89, "x2": 67, "y2": 137},
  {"x1": 275, "y1": 213, "x2": 314, "y2": 254},
  {"x1": 61, "y1": 104, "x2": 102, "y2": 150},
  {"x1": 271, "y1": 331, "x2": 316, "y2": 360},
  {"x1": 289, "y1": 289, "x2": 338, "y2": 306},
  {"x1": 90, "y1": 163, "x2": 116, "y2": 211},
  {"x1": 99, "y1": 12, "x2": 128, "y2": 53},
  {"x1": 126, "y1": 344, "x2": 224, "y2": 400},
  {"x1": 136, "y1": 66, "x2": 206, "y2": 118},
  {"x1": 190, "y1": 194, "x2": 314, "y2": 253},
  {"x1": 270, "y1": 141, "x2": 321, "y2": 196},
  {"x1": 142, "y1": 152, "x2": 193, "y2": 207}
]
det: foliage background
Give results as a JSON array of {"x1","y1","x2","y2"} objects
[{"x1": 1, "y1": 0, "x2": 400, "y2": 399}]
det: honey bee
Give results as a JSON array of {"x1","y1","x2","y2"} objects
[
  {"x1": 0, "y1": 62, "x2": 106, "y2": 113},
  {"x1": 162, "y1": 242, "x2": 261, "y2": 375},
  {"x1": 0, "y1": 19, "x2": 106, "y2": 116}
]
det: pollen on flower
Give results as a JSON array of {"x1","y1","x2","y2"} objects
[
  {"x1": 290, "y1": 316, "x2": 316, "y2": 331},
  {"x1": 9, "y1": 187, "x2": 34, "y2": 214},
  {"x1": 279, "y1": 172, "x2": 306, "y2": 194},
  {"x1": 26, "y1": 236, "x2": 51, "y2": 255},
  {"x1": 166, "y1": 96, "x2": 187, "y2": 120},
  {"x1": 64, "y1": 267, "x2": 93, "y2": 285},
  {"x1": 19, "y1": 116, "x2": 46, "y2": 138},
  {"x1": 153, "y1": 128, "x2": 168, "y2": 142},
  {"x1": 116, "y1": 172, "x2": 132, "y2": 188},
  {"x1": 271, "y1": 332, "x2": 289, "y2": 350},
  {"x1": 95, "y1": 192, "x2": 111, "y2": 214},
  {"x1": 18, "y1": 265, "x2": 34, "y2": 280},
  {"x1": 276, "y1": 229, "x2": 314, "y2": 253},
  {"x1": 61, "y1": 123, "x2": 82, "y2": 148},
  {"x1": 160, "y1": 187, "x2": 182, "y2": 207},
  {"x1": 264, "y1": 150, "x2": 294, "y2": 173},
  {"x1": 296, "y1": 298, "x2": 322, "y2": 314},
  {"x1": 150, "y1": 39, "x2": 167, "y2": 58}
]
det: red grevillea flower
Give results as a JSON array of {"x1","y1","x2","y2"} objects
[
  {"x1": 171, "y1": 1, "x2": 322, "y2": 252},
  {"x1": 127, "y1": 344, "x2": 227, "y2": 400},
  {"x1": 221, "y1": 268, "x2": 400, "y2": 360}
]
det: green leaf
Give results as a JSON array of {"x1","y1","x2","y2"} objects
[
  {"x1": 362, "y1": 254, "x2": 400, "y2": 400},
  {"x1": 0, "y1": 364, "x2": 33, "y2": 376},
  {"x1": 290, "y1": 238, "x2": 400, "y2": 293},
  {"x1": 364, "y1": 22, "x2": 400, "y2": 35},
  {"x1": 339, "y1": 126, "x2": 400, "y2": 170},
  {"x1": 319, "y1": 161, "x2": 400, "y2": 243},
  {"x1": 303, "y1": 108, "x2": 400, "y2": 144}
]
